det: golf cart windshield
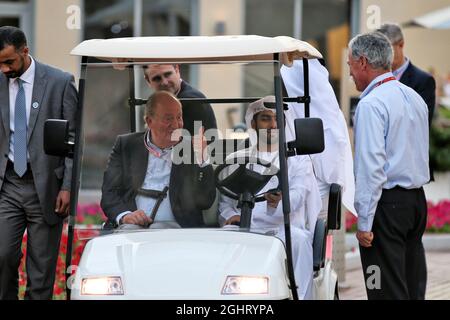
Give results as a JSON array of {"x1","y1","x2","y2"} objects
[
  {"x1": 75, "y1": 60, "x2": 281, "y2": 238},
  {"x1": 67, "y1": 35, "x2": 322, "y2": 239}
]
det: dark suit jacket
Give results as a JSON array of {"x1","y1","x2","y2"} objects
[
  {"x1": 0, "y1": 60, "x2": 77, "y2": 225},
  {"x1": 178, "y1": 80, "x2": 217, "y2": 136},
  {"x1": 400, "y1": 62, "x2": 436, "y2": 127},
  {"x1": 400, "y1": 62, "x2": 436, "y2": 180},
  {"x1": 100, "y1": 132, "x2": 216, "y2": 228}
]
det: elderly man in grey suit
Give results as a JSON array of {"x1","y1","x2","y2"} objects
[{"x1": 0, "y1": 26, "x2": 77, "y2": 299}]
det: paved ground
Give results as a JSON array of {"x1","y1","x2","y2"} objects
[{"x1": 339, "y1": 251, "x2": 450, "y2": 300}]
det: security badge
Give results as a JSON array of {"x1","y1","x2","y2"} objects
[{"x1": 32, "y1": 102, "x2": 39, "y2": 109}]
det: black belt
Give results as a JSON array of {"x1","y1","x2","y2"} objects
[{"x1": 384, "y1": 185, "x2": 423, "y2": 192}]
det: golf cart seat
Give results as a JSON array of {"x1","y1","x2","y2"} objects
[
  {"x1": 312, "y1": 183, "x2": 342, "y2": 271},
  {"x1": 202, "y1": 190, "x2": 220, "y2": 227},
  {"x1": 327, "y1": 183, "x2": 342, "y2": 230},
  {"x1": 313, "y1": 217, "x2": 327, "y2": 271}
]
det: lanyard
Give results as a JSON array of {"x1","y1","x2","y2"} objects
[
  {"x1": 373, "y1": 76, "x2": 396, "y2": 88},
  {"x1": 144, "y1": 131, "x2": 162, "y2": 158}
]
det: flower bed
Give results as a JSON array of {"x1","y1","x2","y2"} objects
[
  {"x1": 346, "y1": 199, "x2": 450, "y2": 233},
  {"x1": 426, "y1": 200, "x2": 450, "y2": 233},
  {"x1": 76, "y1": 203, "x2": 106, "y2": 225},
  {"x1": 19, "y1": 225, "x2": 100, "y2": 299}
]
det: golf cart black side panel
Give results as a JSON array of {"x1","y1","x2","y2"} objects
[
  {"x1": 313, "y1": 218, "x2": 327, "y2": 272},
  {"x1": 327, "y1": 183, "x2": 342, "y2": 230}
]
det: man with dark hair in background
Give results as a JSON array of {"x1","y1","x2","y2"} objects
[{"x1": 143, "y1": 64, "x2": 217, "y2": 137}]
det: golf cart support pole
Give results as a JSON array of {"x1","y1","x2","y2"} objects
[
  {"x1": 128, "y1": 97, "x2": 310, "y2": 106},
  {"x1": 273, "y1": 54, "x2": 298, "y2": 300},
  {"x1": 302, "y1": 58, "x2": 310, "y2": 117},
  {"x1": 65, "y1": 56, "x2": 87, "y2": 299},
  {"x1": 128, "y1": 65, "x2": 136, "y2": 132}
]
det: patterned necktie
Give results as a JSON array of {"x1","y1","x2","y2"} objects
[{"x1": 14, "y1": 78, "x2": 27, "y2": 177}]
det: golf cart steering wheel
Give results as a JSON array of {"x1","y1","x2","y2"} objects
[{"x1": 215, "y1": 156, "x2": 280, "y2": 203}]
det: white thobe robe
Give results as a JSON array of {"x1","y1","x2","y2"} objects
[{"x1": 281, "y1": 59, "x2": 356, "y2": 215}]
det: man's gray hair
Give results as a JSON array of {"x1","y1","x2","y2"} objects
[
  {"x1": 376, "y1": 23, "x2": 404, "y2": 44},
  {"x1": 349, "y1": 32, "x2": 393, "y2": 71}
]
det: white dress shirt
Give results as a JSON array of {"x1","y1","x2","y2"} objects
[
  {"x1": 116, "y1": 136, "x2": 176, "y2": 225},
  {"x1": 8, "y1": 56, "x2": 35, "y2": 162},
  {"x1": 354, "y1": 72, "x2": 429, "y2": 232}
]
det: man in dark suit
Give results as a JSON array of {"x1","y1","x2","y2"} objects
[
  {"x1": 143, "y1": 64, "x2": 217, "y2": 137},
  {"x1": 0, "y1": 26, "x2": 77, "y2": 299},
  {"x1": 377, "y1": 23, "x2": 436, "y2": 126},
  {"x1": 101, "y1": 91, "x2": 216, "y2": 229}
]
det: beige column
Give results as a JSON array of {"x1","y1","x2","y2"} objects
[
  {"x1": 360, "y1": 0, "x2": 450, "y2": 75},
  {"x1": 198, "y1": 0, "x2": 244, "y2": 136},
  {"x1": 33, "y1": 0, "x2": 82, "y2": 80}
]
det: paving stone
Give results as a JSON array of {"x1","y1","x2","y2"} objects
[{"x1": 339, "y1": 251, "x2": 450, "y2": 300}]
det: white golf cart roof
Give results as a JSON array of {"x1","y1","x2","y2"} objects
[{"x1": 70, "y1": 35, "x2": 322, "y2": 64}]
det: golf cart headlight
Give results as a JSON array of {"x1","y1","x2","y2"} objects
[
  {"x1": 222, "y1": 276, "x2": 268, "y2": 295},
  {"x1": 81, "y1": 277, "x2": 124, "y2": 295}
]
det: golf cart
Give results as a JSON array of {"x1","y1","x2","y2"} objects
[{"x1": 44, "y1": 35, "x2": 340, "y2": 300}]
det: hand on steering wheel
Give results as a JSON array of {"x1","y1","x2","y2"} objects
[{"x1": 215, "y1": 155, "x2": 280, "y2": 202}]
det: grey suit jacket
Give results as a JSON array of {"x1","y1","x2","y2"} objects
[{"x1": 0, "y1": 60, "x2": 78, "y2": 225}]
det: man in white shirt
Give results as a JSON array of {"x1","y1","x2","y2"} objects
[
  {"x1": 348, "y1": 32, "x2": 429, "y2": 300},
  {"x1": 377, "y1": 23, "x2": 436, "y2": 184},
  {"x1": 218, "y1": 96, "x2": 322, "y2": 299}
]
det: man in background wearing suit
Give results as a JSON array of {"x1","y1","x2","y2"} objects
[
  {"x1": 0, "y1": 26, "x2": 77, "y2": 299},
  {"x1": 143, "y1": 64, "x2": 217, "y2": 137},
  {"x1": 377, "y1": 23, "x2": 436, "y2": 126}
]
